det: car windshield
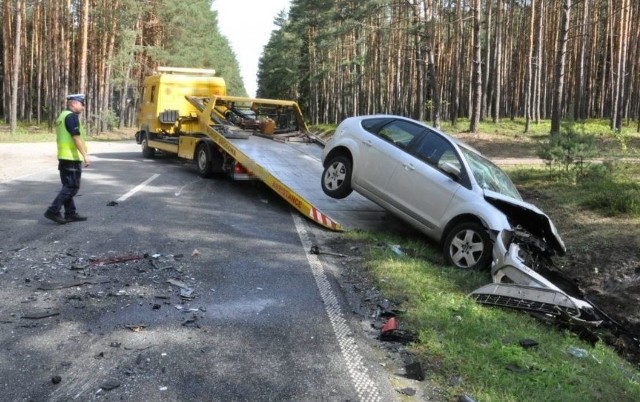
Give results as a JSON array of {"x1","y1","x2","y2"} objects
[{"x1": 460, "y1": 147, "x2": 522, "y2": 200}]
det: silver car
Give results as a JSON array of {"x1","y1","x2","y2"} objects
[{"x1": 321, "y1": 115, "x2": 565, "y2": 270}]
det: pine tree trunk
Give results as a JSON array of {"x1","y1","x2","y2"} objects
[
  {"x1": 2, "y1": 1, "x2": 13, "y2": 120},
  {"x1": 30, "y1": 1, "x2": 41, "y2": 123},
  {"x1": 524, "y1": 0, "x2": 535, "y2": 132},
  {"x1": 534, "y1": 1, "x2": 543, "y2": 123},
  {"x1": 623, "y1": 3, "x2": 638, "y2": 126},
  {"x1": 410, "y1": 1, "x2": 424, "y2": 121},
  {"x1": 450, "y1": 0, "x2": 462, "y2": 126},
  {"x1": 470, "y1": 0, "x2": 482, "y2": 133},
  {"x1": 493, "y1": 0, "x2": 503, "y2": 124},
  {"x1": 598, "y1": 2, "x2": 610, "y2": 119},
  {"x1": 612, "y1": 0, "x2": 630, "y2": 132},
  {"x1": 574, "y1": 0, "x2": 589, "y2": 120},
  {"x1": 9, "y1": 1, "x2": 22, "y2": 132},
  {"x1": 119, "y1": 12, "x2": 143, "y2": 128},
  {"x1": 551, "y1": 0, "x2": 571, "y2": 137},
  {"x1": 79, "y1": 0, "x2": 89, "y2": 94},
  {"x1": 482, "y1": 1, "x2": 492, "y2": 120}
]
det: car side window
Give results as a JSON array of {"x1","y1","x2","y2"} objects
[
  {"x1": 361, "y1": 118, "x2": 391, "y2": 133},
  {"x1": 413, "y1": 132, "x2": 462, "y2": 172},
  {"x1": 376, "y1": 120, "x2": 424, "y2": 149}
]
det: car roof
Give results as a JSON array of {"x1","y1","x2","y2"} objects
[{"x1": 350, "y1": 114, "x2": 485, "y2": 156}]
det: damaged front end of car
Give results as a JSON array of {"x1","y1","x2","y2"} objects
[
  {"x1": 470, "y1": 228, "x2": 603, "y2": 326},
  {"x1": 469, "y1": 194, "x2": 603, "y2": 326}
]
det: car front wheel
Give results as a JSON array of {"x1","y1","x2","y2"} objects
[
  {"x1": 443, "y1": 222, "x2": 492, "y2": 270},
  {"x1": 321, "y1": 155, "x2": 353, "y2": 199}
]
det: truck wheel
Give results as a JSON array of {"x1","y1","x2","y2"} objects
[
  {"x1": 196, "y1": 143, "x2": 214, "y2": 178},
  {"x1": 141, "y1": 132, "x2": 155, "y2": 158},
  {"x1": 321, "y1": 155, "x2": 353, "y2": 199},
  {"x1": 443, "y1": 222, "x2": 492, "y2": 270}
]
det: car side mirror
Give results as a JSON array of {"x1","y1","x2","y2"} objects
[{"x1": 439, "y1": 162, "x2": 461, "y2": 180}]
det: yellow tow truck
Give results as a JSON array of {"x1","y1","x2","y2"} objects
[{"x1": 135, "y1": 66, "x2": 375, "y2": 230}]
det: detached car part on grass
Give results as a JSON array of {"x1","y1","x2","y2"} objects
[
  {"x1": 469, "y1": 194, "x2": 603, "y2": 325},
  {"x1": 320, "y1": 115, "x2": 604, "y2": 326},
  {"x1": 469, "y1": 228, "x2": 602, "y2": 326}
]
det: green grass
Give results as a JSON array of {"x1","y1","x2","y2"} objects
[
  {"x1": 439, "y1": 117, "x2": 638, "y2": 137},
  {"x1": 0, "y1": 122, "x2": 55, "y2": 142},
  {"x1": 0, "y1": 122, "x2": 136, "y2": 143},
  {"x1": 348, "y1": 230, "x2": 640, "y2": 401},
  {"x1": 509, "y1": 161, "x2": 640, "y2": 217}
]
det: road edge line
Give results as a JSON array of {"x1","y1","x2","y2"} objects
[{"x1": 292, "y1": 213, "x2": 382, "y2": 402}]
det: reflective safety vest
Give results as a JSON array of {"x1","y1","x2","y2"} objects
[{"x1": 56, "y1": 110, "x2": 87, "y2": 161}]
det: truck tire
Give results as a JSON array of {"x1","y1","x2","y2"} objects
[
  {"x1": 196, "y1": 142, "x2": 215, "y2": 178},
  {"x1": 141, "y1": 132, "x2": 155, "y2": 158}
]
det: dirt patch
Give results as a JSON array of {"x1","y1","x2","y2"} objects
[
  {"x1": 546, "y1": 204, "x2": 640, "y2": 358},
  {"x1": 455, "y1": 130, "x2": 640, "y2": 159},
  {"x1": 455, "y1": 132, "x2": 544, "y2": 159}
]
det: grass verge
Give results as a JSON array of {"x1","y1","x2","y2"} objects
[
  {"x1": 509, "y1": 161, "x2": 640, "y2": 218},
  {"x1": 0, "y1": 124, "x2": 136, "y2": 142},
  {"x1": 348, "y1": 230, "x2": 640, "y2": 401}
]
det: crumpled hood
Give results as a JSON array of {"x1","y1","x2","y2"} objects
[{"x1": 483, "y1": 190, "x2": 566, "y2": 256}]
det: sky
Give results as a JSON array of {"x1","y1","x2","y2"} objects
[{"x1": 212, "y1": 0, "x2": 291, "y2": 97}]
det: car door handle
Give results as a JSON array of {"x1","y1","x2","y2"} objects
[
  {"x1": 362, "y1": 139, "x2": 373, "y2": 147},
  {"x1": 402, "y1": 163, "x2": 415, "y2": 171}
]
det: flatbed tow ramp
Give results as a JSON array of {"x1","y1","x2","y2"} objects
[{"x1": 187, "y1": 95, "x2": 384, "y2": 232}]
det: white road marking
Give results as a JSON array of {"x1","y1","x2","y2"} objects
[
  {"x1": 117, "y1": 174, "x2": 160, "y2": 202},
  {"x1": 292, "y1": 213, "x2": 382, "y2": 402}
]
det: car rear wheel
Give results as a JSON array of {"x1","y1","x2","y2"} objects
[
  {"x1": 443, "y1": 222, "x2": 492, "y2": 270},
  {"x1": 321, "y1": 155, "x2": 353, "y2": 199}
]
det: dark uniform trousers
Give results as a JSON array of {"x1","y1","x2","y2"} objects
[{"x1": 48, "y1": 160, "x2": 82, "y2": 217}]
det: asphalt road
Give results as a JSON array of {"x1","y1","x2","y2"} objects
[{"x1": 0, "y1": 141, "x2": 405, "y2": 401}]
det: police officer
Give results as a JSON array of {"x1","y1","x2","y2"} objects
[{"x1": 44, "y1": 94, "x2": 91, "y2": 224}]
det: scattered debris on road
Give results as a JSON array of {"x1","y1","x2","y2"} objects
[
  {"x1": 310, "y1": 244, "x2": 347, "y2": 258},
  {"x1": 37, "y1": 276, "x2": 111, "y2": 290},
  {"x1": 99, "y1": 379, "x2": 121, "y2": 391},
  {"x1": 397, "y1": 386, "x2": 416, "y2": 396},
  {"x1": 404, "y1": 361, "x2": 425, "y2": 381},
  {"x1": 90, "y1": 254, "x2": 144, "y2": 265},
  {"x1": 125, "y1": 324, "x2": 147, "y2": 332},
  {"x1": 21, "y1": 310, "x2": 60, "y2": 319}
]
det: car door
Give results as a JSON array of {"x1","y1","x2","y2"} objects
[
  {"x1": 356, "y1": 119, "x2": 426, "y2": 202},
  {"x1": 384, "y1": 129, "x2": 464, "y2": 231}
]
